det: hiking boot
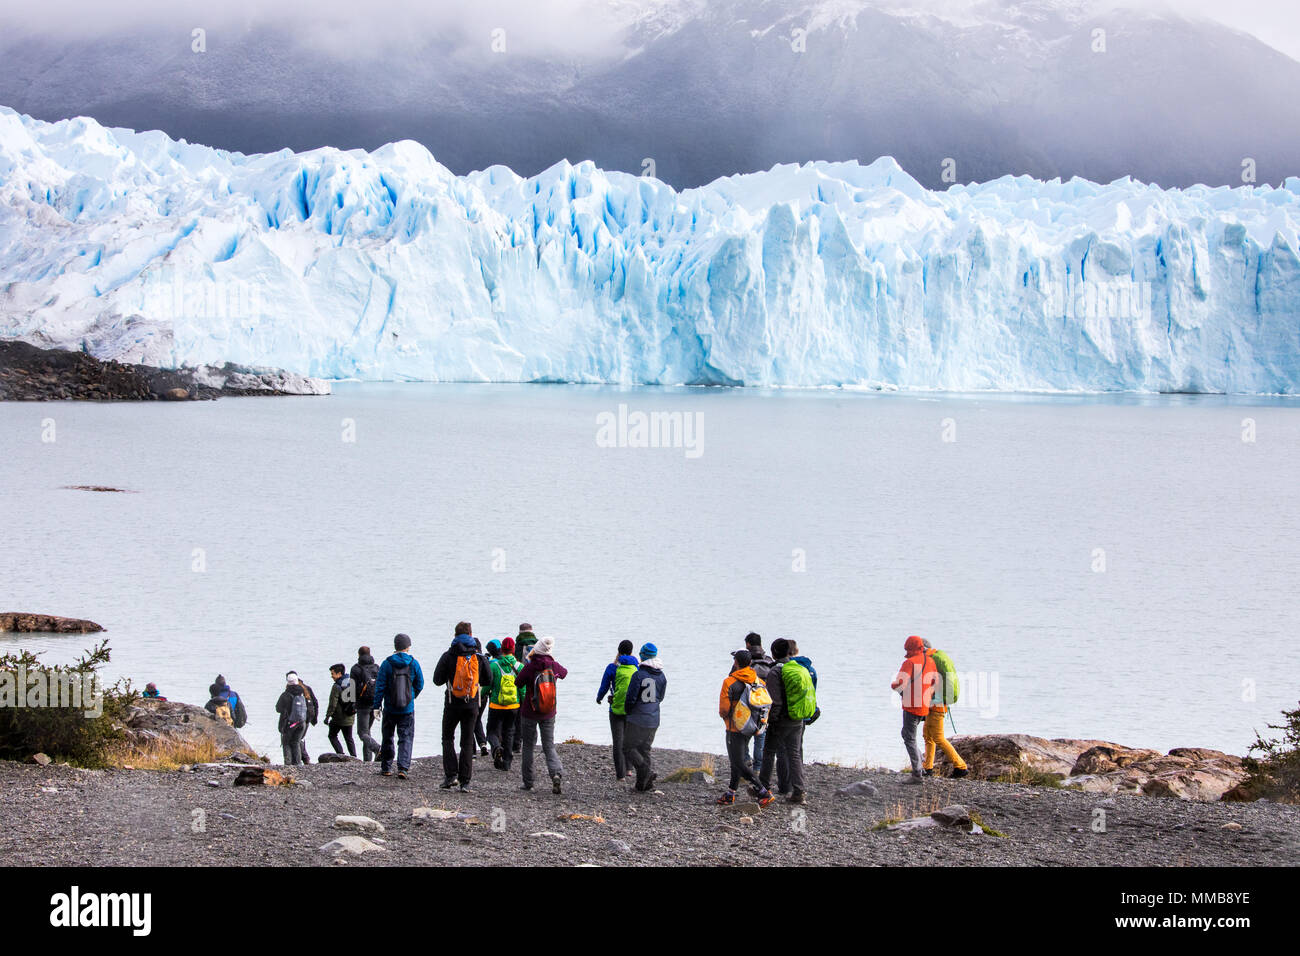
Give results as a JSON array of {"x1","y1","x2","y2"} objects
[
  {"x1": 396, "y1": 769, "x2": 408, "y2": 780},
  {"x1": 491, "y1": 747, "x2": 504, "y2": 770},
  {"x1": 644, "y1": 773, "x2": 657, "y2": 792},
  {"x1": 479, "y1": 746, "x2": 490, "y2": 757},
  {"x1": 378, "y1": 769, "x2": 393, "y2": 777},
  {"x1": 439, "y1": 777, "x2": 457, "y2": 790},
  {"x1": 922, "y1": 769, "x2": 935, "y2": 777},
  {"x1": 521, "y1": 783, "x2": 534, "y2": 791},
  {"x1": 904, "y1": 773, "x2": 924, "y2": 785},
  {"x1": 459, "y1": 782, "x2": 471, "y2": 793},
  {"x1": 786, "y1": 790, "x2": 807, "y2": 805},
  {"x1": 952, "y1": 768, "x2": 970, "y2": 779},
  {"x1": 716, "y1": 790, "x2": 737, "y2": 806},
  {"x1": 552, "y1": 775, "x2": 563, "y2": 794},
  {"x1": 757, "y1": 790, "x2": 777, "y2": 808}
]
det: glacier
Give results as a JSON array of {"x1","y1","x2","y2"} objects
[{"x1": 1, "y1": 105, "x2": 1298, "y2": 392}]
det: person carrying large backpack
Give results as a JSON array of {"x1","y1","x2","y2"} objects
[
  {"x1": 325, "y1": 664, "x2": 357, "y2": 758},
  {"x1": 294, "y1": 673, "x2": 320, "y2": 764},
  {"x1": 205, "y1": 675, "x2": 248, "y2": 729},
  {"x1": 275, "y1": 674, "x2": 310, "y2": 766},
  {"x1": 516, "y1": 635, "x2": 568, "y2": 793},
  {"x1": 891, "y1": 634, "x2": 936, "y2": 784},
  {"x1": 373, "y1": 633, "x2": 425, "y2": 779},
  {"x1": 717, "y1": 649, "x2": 776, "y2": 806},
  {"x1": 622, "y1": 643, "x2": 667, "y2": 793},
  {"x1": 921, "y1": 640, "x2": 969, "y2": 778},
  {"x1": 511, "y1": 625, "x2": 538, "y2": 756},
  {"x1": 758, "y1": 638, "x2": 813, "y2": 804},
  {"x1": 486, "y1": 639, "x2": 523, "y2": 770},
  {"x1": 742, "y1": 634, "x2": 774, "y2": 774},
  {"x1": 596, "y1": 639, "x2": 641, "y2": 782},
  {"x1": 350, "y1": 646, "x2": 382, "y2": 761},
  {"x1": 433, "y1": 623, "x2": 492, "y2": 792}
]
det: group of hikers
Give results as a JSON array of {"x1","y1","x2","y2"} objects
[{"x1": 192, "y1": 624, "x2": 970, "y2": 801}]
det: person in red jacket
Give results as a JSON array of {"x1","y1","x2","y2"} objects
[{"x1": 891, "y1": 635, "x2": 936, "y2": 784}]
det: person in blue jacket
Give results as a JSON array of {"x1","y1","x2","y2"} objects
[
  {"x1": 373, "y1": 633, "x2": 425, "y2": 778},
  {"x1": 596, "y1": 640, "x2": 641, "y2": 781},
  {"x1": 622, "y1": 642, "x2": 667, "y2": 792}
]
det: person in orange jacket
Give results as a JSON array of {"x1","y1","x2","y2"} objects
[
  {"x1": 922, "y1": 639, "x2": 969, "y2": 778},
  {"x1": 716, "y1": 649, "x2": 777, "y2": 807},
  {"x1": 891, "y1": 634, "x2": 935, "y2": 784}
]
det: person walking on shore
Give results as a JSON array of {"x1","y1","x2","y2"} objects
[
  {"x1": 891, "y1": 635, "x2": 935, "y2": 784},
  {"x1": 622, "y1": 643, "x2": 667, "y2": 793},
  {"x1": 921, "y1": 640, "x2": 969, "y2": 778},
  {"x1": 350, "y1": 646, "x2": 381, "y2": 761},
  {"x1": 374, "y1": 633, "x2": 424, "y2": 779},
  {"x1": 759, "y1": 639, "x2": 813, "y2": 804},
  {"x1": 275, "y1": 674, "x2": 310, "y2": 767},
  {"x1": 486, "y1": 639, "x2": 522, "y2": 769},
  {"x1": 743, "y1": 634, "x2": 773, "y2": 774},
  {"x1": 295, "y1": 674, "x2": 320, "y2": 764},
  {"x1": 596, "y1": 639, "x2": 640, "y2": 781},
  {"x1": 472, "y1": 638, "x2": 492, "y2": 758},
  {"x1": 717, "y1": 649, "x2": 776, "y2": 806},
  {"x1": 434, "y1": 623, "x2": 491, "y2": 792},
  {"x1": 324, "y1": 664, "x2": 357, "y2": 758},
  {"x1": 517, "y1": 635, "x2": 567, "y2": 793},
  {"x1": 512, "y1": 626, "x2": 538, "y2": 755}
]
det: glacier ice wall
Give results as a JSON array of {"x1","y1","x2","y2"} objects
[{"x1": 1, "y1": 106, "x2": 1298, "y2": 392}]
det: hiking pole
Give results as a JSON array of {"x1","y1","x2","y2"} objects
[{"x1": 948, "y1": 709, "x2": 957, "y2": 736}]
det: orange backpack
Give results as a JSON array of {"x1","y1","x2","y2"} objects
[
  {"x1": 532, "y1": 665, "x2": 558, "y2": 715},
  {"x1": 451, "y1": 653, "x2": 481, "y2": 702}
]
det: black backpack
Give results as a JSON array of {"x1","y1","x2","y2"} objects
[
  {"x1": 356, "y1": 662, "x2": 379, "y2": 705},
  {"x1": 339, "y1": 678, "x2": 357, "y2": 718},
  {"x1": 389, "y1": 663, "x2": 413, "y2": 709}
]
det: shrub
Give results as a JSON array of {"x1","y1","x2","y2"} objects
[
  {"x1": 1239, "y1": 701, "x2": 1300, "y2": 803},
  {"x1": 0, "y1": 641, "x2": 136, "y2": 767}
]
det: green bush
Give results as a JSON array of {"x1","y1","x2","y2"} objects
[
  {"x1": 1240, "y1": 701, "x2": 1300, "y2": 803},
  {"x1": 0, "y1": 641, "x2": 136, "y2": 767}
]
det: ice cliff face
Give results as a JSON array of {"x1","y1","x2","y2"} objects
[{"x1": 1, "y1": 106, "x2": 1297, "y2": 392}]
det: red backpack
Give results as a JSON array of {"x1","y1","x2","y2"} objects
[{"x1": 532, "y1": 664, "x2": 558, "y2": 715}]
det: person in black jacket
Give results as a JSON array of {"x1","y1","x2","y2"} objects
[
  {"x1": 433, "y1": 623, "x2": 492, "y2": 792},
  {"x1": 350, "y1": 646, "x2": 381, "y2": 761},
  {"x1": 275, "y1": 675, "x2": 310, "y2": 766},
  {"x1": 288, "y1": 671, "x2": 320, "y2": 764}
]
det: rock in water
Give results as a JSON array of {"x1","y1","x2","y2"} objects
[
  {"x1": 163, "y1": 387, "x2": 189, "y2": 400},
  {"x1": 0, "y1": 612, "x2": 104, "y2": 634}
]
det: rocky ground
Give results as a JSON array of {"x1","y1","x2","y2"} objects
[
  {"x1": 1, "y1": 743, "x2": 1296, "y2": 867},
  {"x1": 0, "y1": 340, "x2": 328, "y2": 400}
]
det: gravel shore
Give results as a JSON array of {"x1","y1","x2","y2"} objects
[{"x1": 2, "y1": 743, "x2": 1296, "y2": 867}]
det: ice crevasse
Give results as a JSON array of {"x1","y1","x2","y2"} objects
[{"x1": 1, "y1": 105, "x2": 1298, "y2": 392}]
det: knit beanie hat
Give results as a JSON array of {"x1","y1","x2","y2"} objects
[
  {"x1": 534, "y1": 636, "x2": 554, "y2": 656},
  {"x1": 394, "y1": 633, "x2": 411, "y2": 651},
  {"x1": 502, "y1": 637, "x2": 516, "y2": 654},
  {"x1": 639, "y1": 642, "x2": 658, "y2": 660}
]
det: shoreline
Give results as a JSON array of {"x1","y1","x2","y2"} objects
[{"x1": 2, "y1": 742, "x2": 1295, "y2": 867}]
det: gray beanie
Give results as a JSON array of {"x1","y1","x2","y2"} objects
[{"x1": 394, "y1": 633, "x2": 411, "y2": 651}]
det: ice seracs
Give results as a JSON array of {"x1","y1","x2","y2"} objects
[{"x1": 0, "y1": 106, "x2": 1297, "y2": 393}]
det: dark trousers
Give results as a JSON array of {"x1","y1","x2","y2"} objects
[
  {"x1": 760, "y1": 719, "x2": 806, "y2": 796},
  {"x1": 623, "y1": 722, "x2": 657, "y2": 790},
  {"x1": 442, "y1": 701, "x2": 478, "y2": 784},
  {"x1": 355, "y1": 707, "x2": 381, "y2": 761},
  {"x1": 474, "y1": 690, "x2": 489, "y2": 748},
  {"x1": 609, "y1": 711, "x2": 628, "y2": 779},
  {"x1": 486, "y1": 707, "x2": 518, "y2": 768},
  {"x1": 379, "y1": 710, "x2": 415, "y2": 772},
  {"x1": 726, "y1": 731, "x2": 763, "y2": 792},
  {"x1": 512, "y1": 709, "x2": 523, "y2": 752},
  {"x1": 328, "y1": 722, "x2": 356, "y2": 757}
]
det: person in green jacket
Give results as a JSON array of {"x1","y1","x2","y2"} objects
[
  {"x1": 324, "y1": 664, "x2": 357, "y2": 758},
  {"x1": 486, "y1": 640, "x2": 523, "y2": 770}
]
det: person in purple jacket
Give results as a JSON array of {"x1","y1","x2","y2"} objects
[{"x1": 516, "y1": 635, "x2": 568, "y2": 793}]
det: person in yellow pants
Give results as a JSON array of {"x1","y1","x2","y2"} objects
[{"x1": 922, "y1": 641, "x2": 969, "y2": 778}]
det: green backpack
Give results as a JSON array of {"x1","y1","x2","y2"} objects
[
  {"x1": 929, "y1": 649, "x2": 959, "y2": 706},
  {"x1": 610, "y1": 663, "x2": 638, "y2": 716},
  {"x1": 781, "y1": 661, "x2": 817, "y2": 720}
]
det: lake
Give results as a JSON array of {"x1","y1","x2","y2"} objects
[{"x1": 4, "y1": 384, "x2": 1299, "y2": 771}]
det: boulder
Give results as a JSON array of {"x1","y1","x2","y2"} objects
[
  {"x1": 940, "y1": 734, "x2": 1120, "y2": 779},
  {"x1": 163, "y1": 387, "x2": 189, "y2": 400},
  {"x1": 412, "y1": 807, "x2": 458, "y2": 822},
  {"x1": 837, "y1": 780, "x2": 880, "y2": 798},
  {"x1": 234, "y1": 767, "x2": 291, "y2": 787},
  {"x1": 1072, "y1": 745, "x2": 1167, "y2": 775},
  {"x1": 317, "y1": 753, "x2": 359, "y2": 763},
  {"x1": 930, "y1": 805, "x2": 973, "y2": 827},
  {"x1": 117, "y1": 698, "x2": 253, "y2": 757},
  {"x1": 29, "y1": 753, "x2": 52, "y2": 766},
  {"x1": 0, "y1": 612, "x2": 103, "y2": 634}
]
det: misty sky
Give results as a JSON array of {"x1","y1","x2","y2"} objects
[{"x1": 7, "y1": 0, "x2": 1300, "y2": 61}]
